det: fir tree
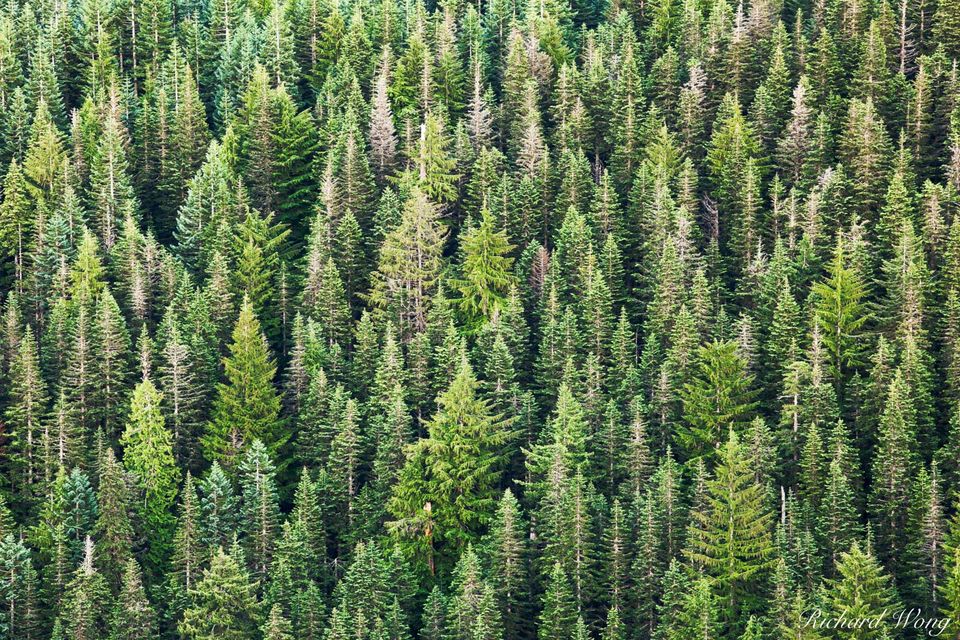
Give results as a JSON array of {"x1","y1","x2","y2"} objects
[
  {"x1": 684, "y1": 429, "x2": 775, "y2": 630},
  {"x1": 179, "y1": 547, "x2": 261, "y2": 640},
  {"x1": 108, "y1": 559, "x2": 156, "y2": 640},
  {"x1": 679, "y1": 340, "x2": 758, "y2": 458},
  {"x1": 120, "y1": 379, "x2": 179, "y2": 575},
  {"x1": 389, "y1": 357, "x2": 512, "y2": 573},
  {"x1": 819, "y1": 542, "x2": 900, "y2": 640},
  {"x1": 204, "y1": 297, "x2": 284, "y2": 465},
  {"x1": 239, "y1": 439, "x2": 280, "y2": 580},
  {"x1": 454, "y1": 206, "x2": 516, "y2": 331}
]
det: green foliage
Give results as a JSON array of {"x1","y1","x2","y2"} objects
[
  {"x1": 121, "y1": 379, "x2": 179, "y2": 574},
  {"x1": 389, "y1": 357, "x2": 512, "y2": 572},
  {"x1": 454, "y1": 207, "x2": 516, "y2": 331},
  {"x1": 179, "y1": 547, "x2": 261, "y2": 640},
  {"x1": 684, "y1": 429, "x2": 775, "y2": 630},
  {"x1": 204, "y1": 297, "x2": 284, "y2": 465},
  {"x1": 679, "y1": 340, "x2": 758, "y2": 458},
  {"x1": 0, "y1": 1, "x2": 958, "y2": 638}
]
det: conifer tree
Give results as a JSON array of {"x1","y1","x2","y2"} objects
[
  {"x1": 444, "y1": 547, "x2": 503, "y2": 640},
  {"x1": 813, "y1": 238, "x2": 871, "y2": 400},
  {"x1": 94, "y1": 448, "x2": 133, "y2": 590},
  {"x1": 179, "y1": 547, "x2": 261, "y2": 640},
  {"x1": 5, "y1": 324, "x2": 46, "y2": 499},
  {"x1": 0, "y1": 160, "x2": 31, "y2": 290},
  {"x1": 454, "y1": 206, "x2": 516, "y2": 331},
  {"x1": 121, "y1": 379, "x2": 178, "y2": 574},
  {"x1": 538, "y1": 562, "x2": 577, "y2": 640},
  {"x1": 261, "y1": 604, "x2": 294, "y2": 640},
  {"x1": 684, "y1": 429, "x2": 775, "y2": 630},
  {"x1": 679, "y1": 340, "x2": 758, "y2": 458},
  {"x1": 238, "y1": 439, "x2": 280, "y2": 580},
  {"x1": 62, "y1": 538, "x2": 110, "y2": 640},
  {"x1": 166, "y1": 471, "x2": 201, "y2": 621},
  {"x1": 109, "y1": 559, "x2": 156, "y2": 640},
  {"x1": 870, "y1": 369, "x2": 918, "y2": 575},
  {"x1": 368, "y1": 188, "x2": 447, "y2": 338},
  {"x1": 204, "y1": 297, "x2": 284, "y2": 465},
  {"x1": 0, "y1": 533, "x2": 38, "y2": 640},
  {"x1": 389, "y1": 357, "x2": 512, "y2": 572},
  {"x1": 819, "y1": 542, "x2": 900, "y2": 640}
]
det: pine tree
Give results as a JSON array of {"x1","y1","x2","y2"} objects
[
  {"x1": 869, "y1": 369, "x2": 918, "y2": 576},
  {"x1": 5, "y1": 323, "x2": 46, "y2": 500},
  {"x1": 198, "y1": 462, "x2": 240, "y2": 552},
  {"x1": 92, "y1": 288, "x2": 132, "y2": 438},
  {"x1": 484, "y1": 488, "x2": 528, "y2": 639},
  {"x1": 0, "y1": 533, "x2": 38, "y2": 640},
  {"x1": 812, "y1": 238, "x2": 871, "y2": 400},
  {"x1": 413, "y1": 112, "x2": 459, "y2": 205},
  {"x1": 94, "y1": 448, "x2": 133, "y2": 590},
  {"x1": 89, "y1": 107, "x2": 138, "y2": 250},
  {"x1": 158, "y1": 309, "x2": 204, "y2": 467},
  {"x1": 369, "y1": 67, "x2": 398, "y2": 180},
  {"x1": 261, "y1": 604, "x2": 294, "y2": 640},
  {"x1": 0, "y1": 160, "x2": 32, "y2": 291},
  {"x1": 368, "y1": 188, "x2": 447, "y2": 338},
  {"x1": 444, "y1": 547, "x2": 503, "y2": 640},
  {"x1": 933, "y1": 0, "x2": 960, "y2": 60},
  {"x1": 166, "y1": 471, "x2": 201, "y2": 622},
  {"x1": 62, "y1": 538, "x2": 111, "y2": 640},
  {"x1": 663, "y1": 577, "x2": 719, "y2": 640}
]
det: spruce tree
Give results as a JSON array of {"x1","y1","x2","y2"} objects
[{"x1": 94, "y1": 448, "x2": 134, "y2": 591}]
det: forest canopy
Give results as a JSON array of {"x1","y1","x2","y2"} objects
[{"x1": 1, "y1": 0, "x2": 960, "y2": 637}]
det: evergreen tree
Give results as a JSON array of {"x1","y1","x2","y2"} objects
[
  {"x1": 812, "y1": 238, "x2": 871, "y2": 400},
  {"x1": 679, "y1": 340, "x2": 758, "y2": 458},
  {"x1": 238, "y1": 439, "x2": 280, "y2": 580},
  {"x1": 204, "y1": 298, "x2": 284, "y2": 465},
  {"x1": 62, "y1": 538, "x2": 110, "y2": 640},
  {"x1": 108, "y1": 559, "x2": 156, "y2": 640},
  {"x1": 454, "y1": 207, "x2": 516, "y2": 331},
  {"x1": 179, "y1": 547, "x2": 261, "y2": 640},
  {"x1": 94, "y1": 448, "x2": 134, "y2": 590},
  {"x1": 819, "y1": 542, "x2": 900, "y2": 640},
  {"x1": 121, "y1": 379, "x2": 179, "y2": 574},
  {"x1": 684, "y1": 429, "x2": 775, "y2": 630},
  {"x1": 389, "y1": 357, "x2": 512, "y2": 573},
  {"x1": 538, "y1": 562, "x2": 577, "y2": 640},
  {"x1": 0, "y1": 533, "x2": 38, "y2": 640}
]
